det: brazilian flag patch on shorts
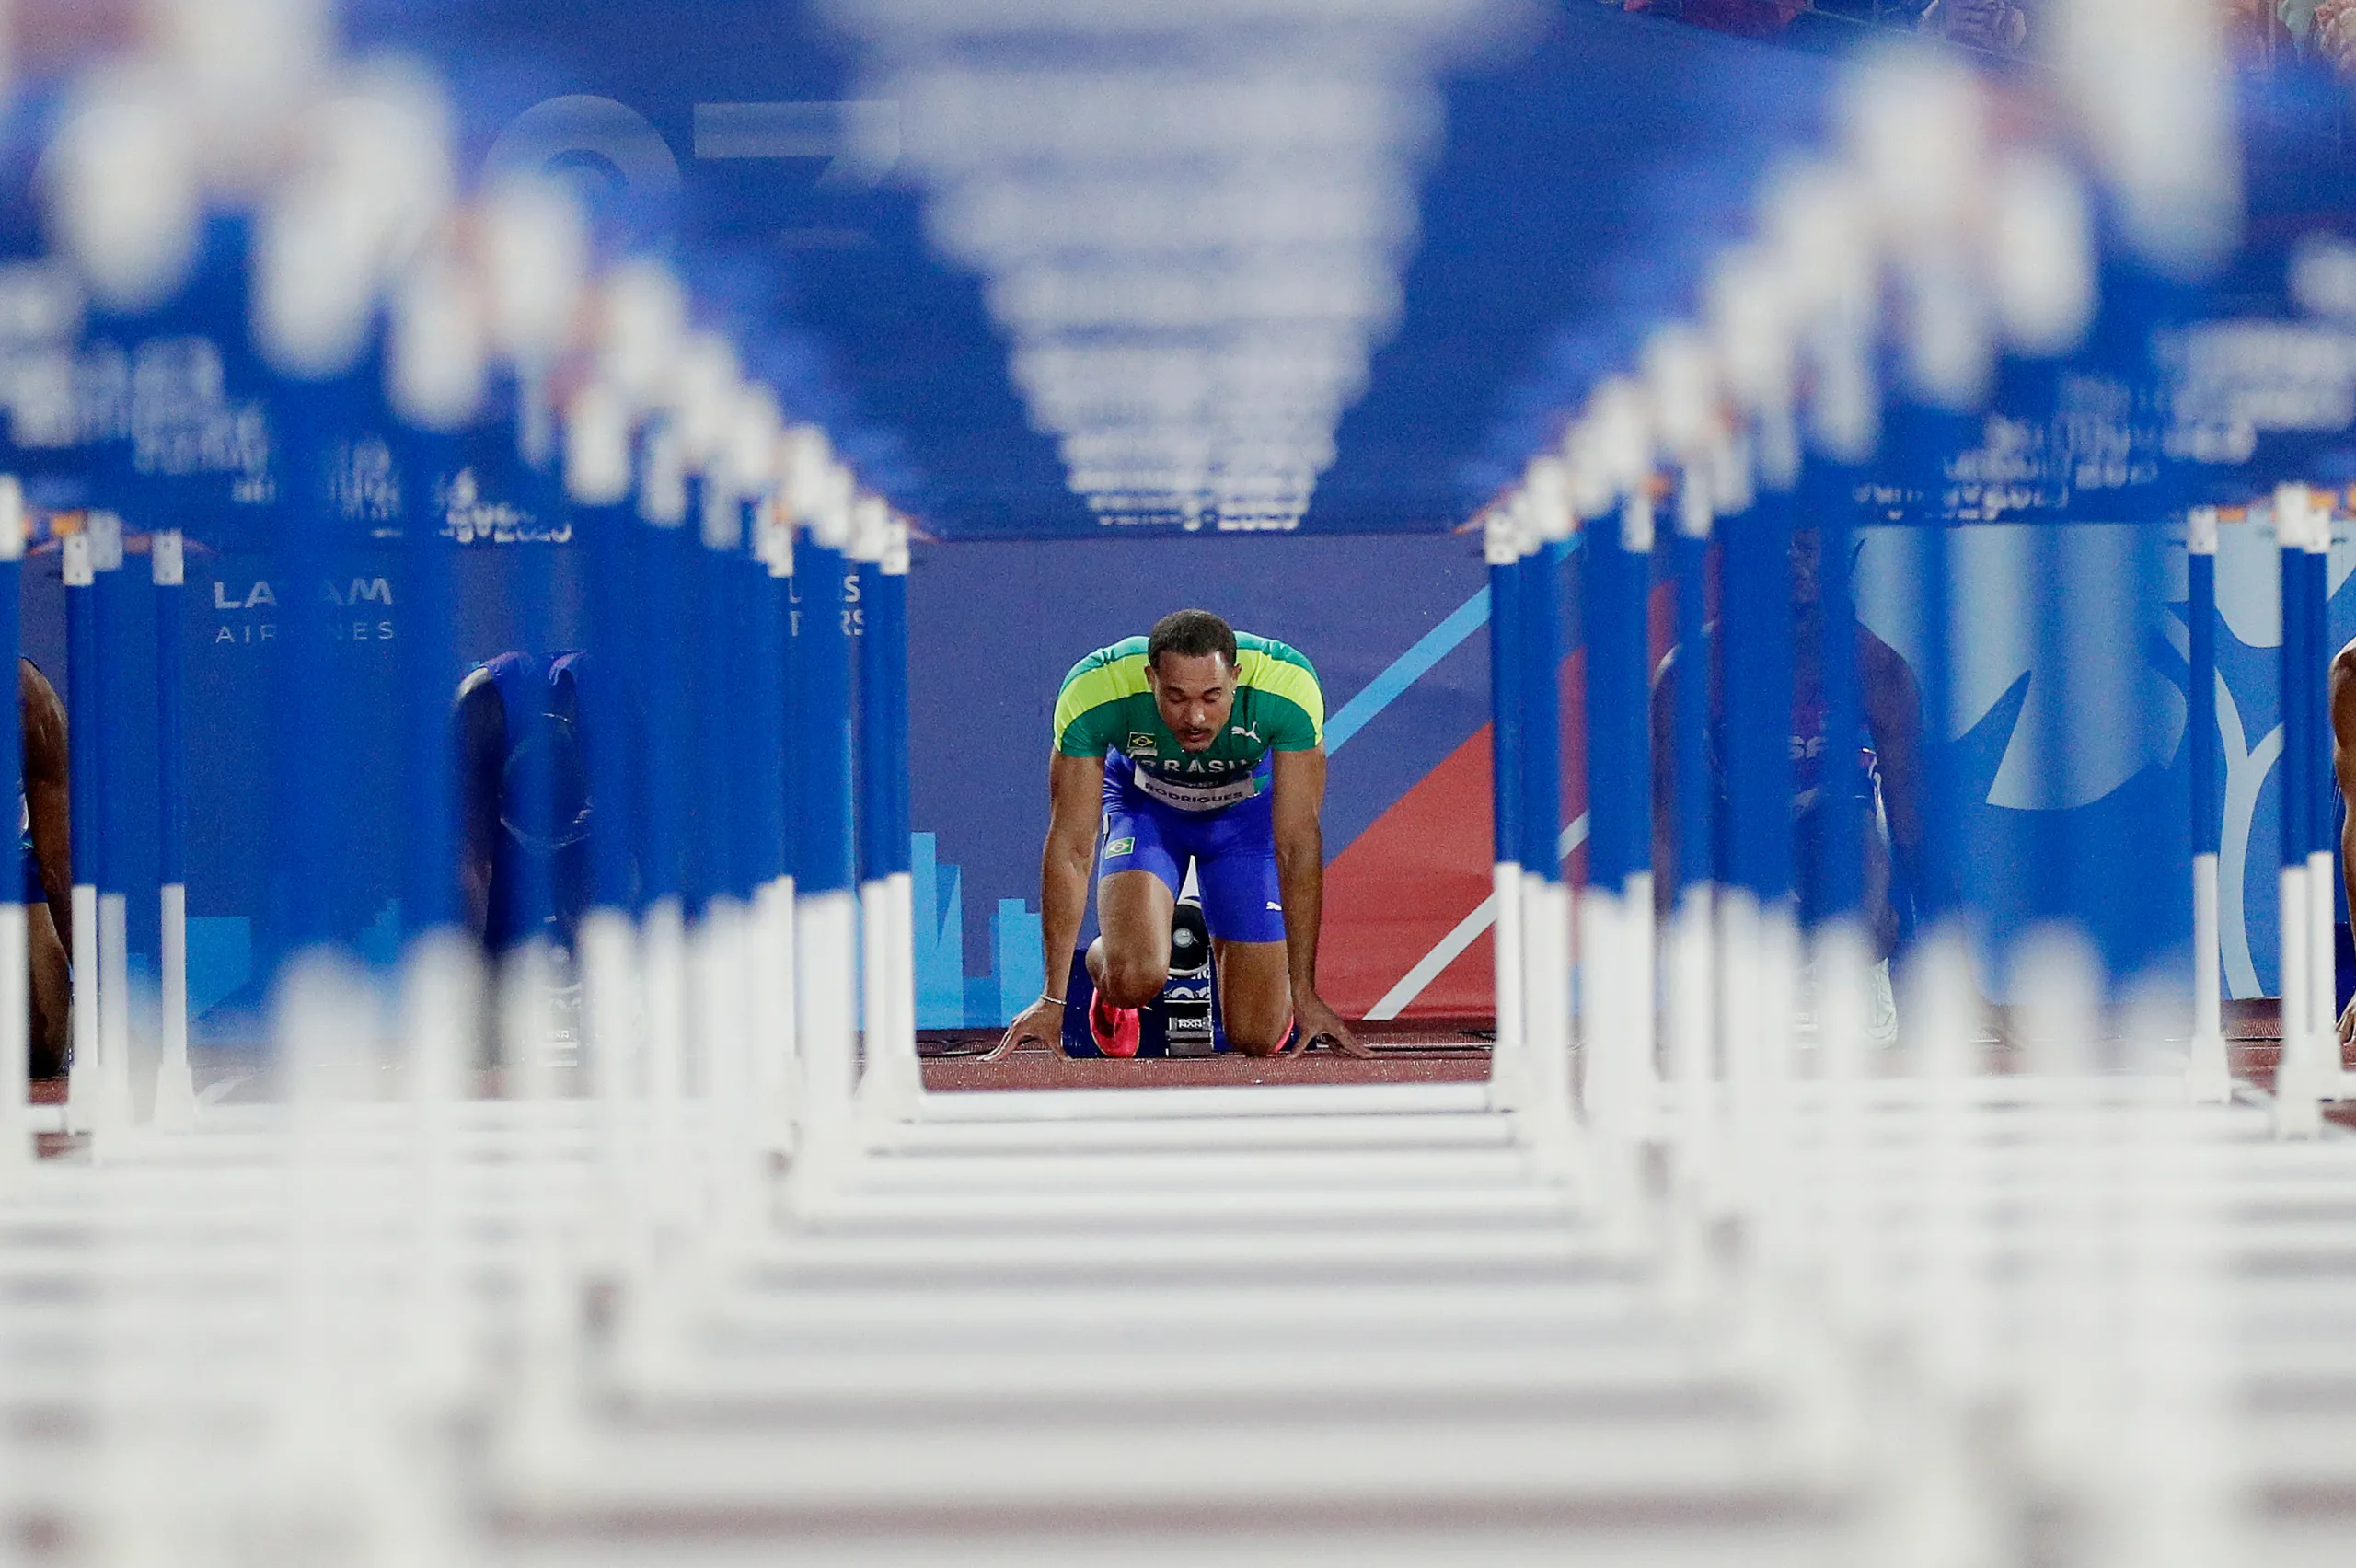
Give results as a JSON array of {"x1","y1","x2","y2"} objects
[{"x1": 1105, "y1": 836, "x2": 1136, "y2": 858}]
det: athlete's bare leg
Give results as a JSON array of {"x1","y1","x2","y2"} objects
[
  {"x1": 1862, "y1": 818, "x2": 1898, "y2": 960},
  {"x1": 27, "y1": 898, "x2": 67, "y2": 1080},
  {"x1": 1213, "y1": 939, "x2": 1291, "y2": 1056},
  {"x1": 1089, "y1": 870, "x2": 1174, "y2": 1009}
]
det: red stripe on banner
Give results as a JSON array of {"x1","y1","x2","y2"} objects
[
  {"x1": 1323, "y1": 651, "x2": 1588, "y2": 1020},
  {"x1": 1322, "y1": 725, "x2": 1495, "y2": 1017}
]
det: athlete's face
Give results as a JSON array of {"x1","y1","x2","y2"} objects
[{"x1": 1148, "y1": 652, "x2": 1237, "y2": 752}]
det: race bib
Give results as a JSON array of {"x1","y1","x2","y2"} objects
[{"x1": 1131, "y1": 767, "x2": 1260, "y2": 813}]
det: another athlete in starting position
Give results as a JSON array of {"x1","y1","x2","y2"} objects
[
  {"x1": 456, "y1": 651, "x2": 600, "y2": 966},
  {"x1": 2328, "y1": 635, "x2": 2356, "y2": 1043},
  {"x1": 993, "y1": 609, "x2": 1364, "y2": 1059},
  {"x1": 21, "y1": 659, "x2": 68, "y2": 1080}
]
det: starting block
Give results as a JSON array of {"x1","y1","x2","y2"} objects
[{"x1": 1060, "y1": 896, "x2": 1226, "y2": 1057}]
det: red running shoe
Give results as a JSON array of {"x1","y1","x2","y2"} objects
[{"x1": 1090, "y1": 992, "x2": 1141, "y2": 1058}]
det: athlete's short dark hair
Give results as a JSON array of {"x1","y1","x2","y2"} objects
[{"x1": 1147, "y1": 608, "x2": 1237, "y2": 670}]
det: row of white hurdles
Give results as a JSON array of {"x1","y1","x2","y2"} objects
[
  {"x1": 2, "y1": 10, "x2": 2353, "y2": 1568},
  {"x1": 1, "y1": 928, "x2": 2352, "y2": 1566}
]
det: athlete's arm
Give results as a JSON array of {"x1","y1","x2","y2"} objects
[
  {"x1": 989, "y1": 750, "x2": 1103, "y2": 1060},
  {"x1": 455, "y1": 671, "x2": 505, "y2": 945},
  {"x1": 1271, "y1": 746, "x2": 1366, "y2": 1056},
  {"x1": 20, "y1": 660, "x2": 68, "y2": 943},
  {"x1": 2331, "y1": 640, "x2": 2356, "y2": 1043},
  {"x1": 1860, "y1": 628, "x2": 1930, "y2": 910}
]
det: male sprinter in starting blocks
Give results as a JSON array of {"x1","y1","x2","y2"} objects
[{"x1": 991, "y1": 609, "x2": 1365, "y2": 1060}]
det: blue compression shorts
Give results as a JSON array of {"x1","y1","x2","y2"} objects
[{"x1": 1099, "y1": 753, "x2": 1287, "y2": 944}]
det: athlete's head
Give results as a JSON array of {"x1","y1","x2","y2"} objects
[
  {"x1": 1789, "y1": 527, "x2": 1868, "y2": 617},
  {"x1": 1145, "y1": 608, "x2": 1238, "y2": 753}
]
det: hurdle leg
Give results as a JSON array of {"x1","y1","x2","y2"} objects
[
  {"x1": 851, "y1": 527, "x2": 892, "y2": 1131},
  {"x1": 754, "y1": 873, "x2": 799, "y2": 1152},
  {"x1": 146, "y1": 528, "x2": 193, "y2": 1129},
  {"x1": 700, "y1": 895, "x2": 763, "y2": 1239},
  {"x1": 2275, "y1": 488, "x2": 2324, "y2": 1136},
  {"x1": 1611, "y1": 491, "x2": 1659, "y2": 1145},
  {"x1": 2185, "y1": 509, "x2": 2230, "y2": 1101},
  {"x1": 1811, "y1": 917, "x2": 1876, "y2": 1331},
  {"x1": 502, "y1": 937, "x2": 562, "y2": 1104},
  {"x1": 1663, "y1": 464, "x2": 1718, "y2": 1193},
  {"x1": 1621, "y1": 867, "x2": 1658, "y2": 1142},
  {"x1": 65, "y1": 879, "x2": 98, "y2": 1136},
  {"x1": 97, "y1": 890, "x2": 131, "y2": 1134},
  {"x1": 756, "y1": 505, "x2": 802, "y2": 1151},
  {"x1": 860, "y1": 867, "x2": 923, "y2": 1128},
  {"x1": 787, "y1": 502, "x2": 860, "y2": 1176},
  {"x1": 1483, "y1": 510, "x2": 1527, "y2": 1110},
  {"x1": 1514, "y1": 525, "x2": 1578, "y2": 1170},
  {"x1": 61, "y1": 531, "x2": 97, "y2": 1135},
  {"x1": 2307, "y1": 516, "x2": 2340, "y2": 1101},
  {"x1": 0, "y1": 478, "x2": 29, "y2": 1180},
  {"x1": 641, "y1": 895, "x2": 692, "y2": 1213},
  {"x1": 1519, "y1": 870, "x2": 1576, "y2": 1179},
  {"x1": 1576, "y1": 882, "x2": 1618, "y2": 1127},
  {"x1": 0, "y1": 900, "x2": 25, "y2": 1191},
  {"x1": 2188, "y1": 853, "x2": 2229, "y2": 1100},
  {"x1": 1666, "y1": 882, "x2": 1715, "y2": 1192},
  {"x1": 85, "y1": 514, "x2": 133, "y2": 1139},
  {"x1": 792, "y1": 888, "x2": 858, "y2": 1175},
  {"x1": 855, "y1": 878, "x2": 898, "y2": 1134},
  {"x1": 2276, "y1": 833, "x2": 2317, "y2": 1133},
  {"x1": 2310, "y1": 844, "x2": 2337, "y2": 1100},
  {"x1": 863, "y1": 531, "x2": 923, "y2": 1124},
  {"x1": 1489, "y1": 859, "x2": 1525, "y2": 1108},
  {"x1": 575, "y1": 902, "x2": 643, "y2": 1270},
  {"x1": 1576, "y1": 501, "x2": 1629, "y2": 1141},
  {"x1": 152, "y1": 882, "x2": 192, "y2": 1129}
]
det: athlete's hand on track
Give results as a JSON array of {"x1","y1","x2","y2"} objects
[
  {"x1": 2340, "y1": 997, "x2": 2356, "y2": 1049},
  {"x1": 1288, "y1": 995, "x2": 1369, "y2": 1058},
  {"x1": 985, "y1": 995, "x2": 1065, "y2": 1064}
]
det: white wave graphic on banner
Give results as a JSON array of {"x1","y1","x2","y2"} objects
[{"x1": 1856, "y1": 522, "x2": 2183, "y2": 812}]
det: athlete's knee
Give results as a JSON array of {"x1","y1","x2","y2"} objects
[
  {"x1": 1223, "y1": 1005, "x2": 1291, "y2": 1056},
  {"x1": 1097, "y1": 953, "x2": 1169, "y2": 1009},
  {"x1": 1228, "y1": 1026, "x2": 1288, "y2": 1057}
]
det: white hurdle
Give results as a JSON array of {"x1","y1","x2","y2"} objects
[{"x1": 6, "y1": 11, "x2": 2356, "y2": 1568}]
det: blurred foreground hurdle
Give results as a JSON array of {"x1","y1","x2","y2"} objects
[{"x1": 7, "y1": 2, "x2": 2356, "y2": 1567}]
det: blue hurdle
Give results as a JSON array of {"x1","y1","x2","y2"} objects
[
  {"x1": 1517, "y1": 462, "x2": 1577, "y2": 1166},
  {"x1": 0, "y1": 478, "x2": 23, "y2": 1179},
  {"x1": 60, "y1": 525, "x2": 98, "y2": 1132},
  {"x1": 151, "y1": 527, "x2": 193, "y2": 1127},
  {"x1": 857, "y1": 494, "x2": 921, "y2": 1122},
  {"x1": 786, "y1": 430, "x2": 860, "y2": 1166},
  {"x1": 1483, "y1": 503, "x2": 1526, "y2": 1108},
  {"x1": 2185, "y1": 507, "x2": 2227, "y2": 1099}
]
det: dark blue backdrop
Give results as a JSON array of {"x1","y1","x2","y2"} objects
[{"x1": 332, "y1": 0, "x2": 1840, "y2": 538}]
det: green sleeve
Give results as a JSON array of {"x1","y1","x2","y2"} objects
[
  {"x1": 1265, "y1": 693, "x2": 1322, "y2": 751},
  {"x1": 1052, "y1": 651, "x2": 1129, "y2": 755},
  {"x1": 1056, "y1": 700, "x2": 1123, "y2": 757},
  {"x1": 1241, "y1": 638, "x2": 1325, "y2": 750}
]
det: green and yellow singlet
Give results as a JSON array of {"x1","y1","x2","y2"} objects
[{"x1": 1053, "y1": 633, "x2": 1325, "y2": 813}]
